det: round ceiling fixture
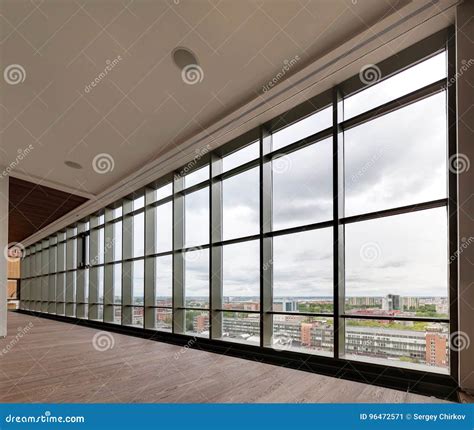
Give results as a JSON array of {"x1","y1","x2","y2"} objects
[
  {"x1": 172, "y1": 47, "x2": 199, "y2": 70},
  {"x1": 64, "y1": 160, "x2": 83, "y2": 170}
]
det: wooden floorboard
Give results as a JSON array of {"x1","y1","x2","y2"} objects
[{"x1": 0, "y1": 312, "x2": 449, "y2": 403}]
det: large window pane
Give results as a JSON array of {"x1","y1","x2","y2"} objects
[
  {"x1": 222, "y1": 141, "x2": 259, "y2": 172},
  {"x1": 97, "y1": 266, "x2": 104, "y2": 304},
  {"x1": 98, "y1": 228, "x2": 104, "y2": 265},
  {"x1": 222, "y1": 240, "x2": 260, "y2": 309},
  {"x1": 155, "y1": 308, "x2": 172, "y2": 332},
  {"x1": 155, "y1": 202, "x2": 172, "y2": 253},
  {"x1": 221, "y1": 312, "x2": 260, "y2": 345},
  {"x1": 344, "y1": 319, "x2": 449, "y2": 373},
  {"x1": 153, "y1": 183, "x2": 172, "y2": 202},
  {"x1": 222, "y1": 167, "x2": 259, "y2": 241},
  {"x1": 132, "y1": 259, "x2": 144, "y2": 305},
  {"x1": 113, "y1": 263, "x2": 121, "y2": 304},
  {"x1": 133, "y1": 195, "x2": 145, "y2": 210},
  {"x1": 272, "y1": 315, "x2": 333, "y2": 356},
  {"x1": 133, "y1": 213, "x2": 144, "y2": 257},
  {"x1": 273, "y1": 228, "x2": 333, "y2": 312},
  {"x1": 185, "y1": 310, "x2": 209, "y2": 337},
  {"x1": 272, "y1": 106, "x2": 332, "y2": 151},
  {"x1": 184, "y1": 248, "x2": 209, "y2": 308},
  {"x1": 344, "y1": 52, "x2": 446, "y2": 120},
  {"x1": 155, "y1": 255, "x2": 172, "y2": 306},
  {"x1": 344, "y1": 92, "x2": 447, "y2": 216},
  {"x1": 185, "y1": 188, "x2": 209, "y2": 247},
  {"x1": 344, "y1": 207, "x2": 448, "y2": 317},
  {"x1": 185, "y1": 165, "x2": 209, "y2": 188},
  {"x1": 272, "y1": 138, "x2": 332, "y2": 230},
  {"x1": 130, "y1": 306, "x2": 143, "y2": 327},
  {"x1": 113, "y1": 221, "x2": 122, "y2": 261}
]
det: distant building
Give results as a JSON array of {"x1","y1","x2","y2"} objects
[
  {"x1": 198, "y1": 314, "x2": 449, "y2": 369},
  {"x1": 273, "y1": 299, "x2": 298, "y2": 312},
  {"x1": 382, "y1": 294, "x2": 401, "y2": 311},
  {"x1": 402, "y1": 296, "x2": 420, "y2": 310},
  {"x1": 426, "y1": 328, "x2": 448, "y2": 367},
  {"x1": 347, "y1": 297, "x2": 379, "y2": 307}
]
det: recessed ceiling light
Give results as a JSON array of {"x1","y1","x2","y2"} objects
[
  {"x1": 172, "y1": 47, "x2": 199, "y2": 70},
  {"x1": 65, "y1": 160, "x2": 83, "y2": 170}
]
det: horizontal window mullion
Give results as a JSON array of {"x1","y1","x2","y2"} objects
[
  {"x1": 213, "y1": 158, "x2": 260, "y2": 181},
  {"x1": 267, "y1": 311, "x2": 333, "y2": 318},
  {"x1": 342, "y1": 314, "x2": 449, "y2": 323},
  {"x1": 341, "y1": 198, "x2": 447, "y2": 224},
  {"x1": 264, "y1": 126, "x2": 333, "y2": 160},
  {"x1": 267, "y1": 220, "x2": 333, "y2": 238},
  {"x1": 341, "y1": 78, "x2": 446, "y2": 131},
  {"x1": 216, "y1": 309, "x2": 261, "y2": 314}
]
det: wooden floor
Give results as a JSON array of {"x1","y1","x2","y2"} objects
[{"x1": 0, "y1": 312, "x2": 448, "y2": 403}]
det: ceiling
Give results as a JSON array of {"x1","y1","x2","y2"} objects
[
  {"x1": 0, "y1": 0, "x2": 408, "y2": 200},
  {"x1": 8, "y1": 177, "x2": 87, "y2": 243}
]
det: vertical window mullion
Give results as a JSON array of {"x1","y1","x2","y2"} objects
[
  {"x1": 173, "y1": 174, "x2": 185, "y2": 333},
  {"x1": 333, "y1": 87, "x2": 345, "y2": 358},
  {"x1": 447, "y1": 28, "x2": 458, "y2": 381},
  {"x1": 210, "y1": 153, "x2": 223, "y2": 339},
  {"x1": 103, "y1": 210, "x2": 114, "y2": 322},
  {"x1": 122, "y1": 201, "x2": 133, "y2": 325},
  {"x1": 144, "y1": 188, "x2": 156, "y2": 329},
  {"x1": 261, "y1": 126, "x2": 273, "y2": 348}
]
